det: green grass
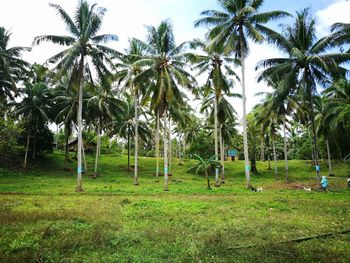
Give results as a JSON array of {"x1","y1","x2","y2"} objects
[{"x1": 0, "y1": 152, "x2": 349, "y2": 262}]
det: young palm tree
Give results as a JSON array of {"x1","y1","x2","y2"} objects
[
  {"x1": 134, "y1": 20, "x2": 196, "y2": 191},
  {"x1": 195, "y1": 0, "x2": 290, "y2": 188},
  {"x1": 187, "y1": 38, "x2": 239, "y2": 186},
  {"x1": 0, "y1": 27, "x2": 30, "y2": 105},
  {"x1": 33, "y1": 1, "x2": 118, "y2": 191},
  {"x1": 257, "y1": 9, "x2": 350, "y2": 180}
]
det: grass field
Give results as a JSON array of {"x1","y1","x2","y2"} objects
[{"x1": 0, "y1": 152, "x2": 349, "y2": 262}]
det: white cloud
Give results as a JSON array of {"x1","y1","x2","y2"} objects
[{"x1": 316, "y1": 0, "x2": 350, "y2": 36}]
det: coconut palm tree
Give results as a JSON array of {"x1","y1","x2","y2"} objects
[
  {"x1": 134, "y1": 20, "x2": 196, "y2": 191},
  {"x1": 329, "y1": 22, "x2": 350, "y2": 53},
  {"x1": 187, "y1": 38, "x2": 239, "y2": 186},
  {"x1": 114, "y1": 39, "x2": 148, "y2": 185},
  {"x1": 15, "y1": 73, "x2": 50, "y2": 168},
  {"x1": 86, "y1": 84, "x2": 123, "y2": 177},
  {"x1": 257, "y1": 9, "x2": 350, "y2": 180},
  {"x1": 195, "y1": 0, "x2": 290, "y2": 188},
  {"x1": 33, "y1": 1, "x2": 118, "y2": 191},
  {"x1": 0, "y1": 26, "x2": 30, "y2": 106}
]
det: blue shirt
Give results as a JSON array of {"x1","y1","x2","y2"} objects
[{"x1": 321, "y1": 178, "x2": 328, "y2": 188}]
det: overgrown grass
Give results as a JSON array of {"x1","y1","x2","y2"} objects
[{"x1": 0, "y1": 152, "x2": 349, "y2": 262}]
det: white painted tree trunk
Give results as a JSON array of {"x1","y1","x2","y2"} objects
[
  {"x1": 134, "y1": 90, "x2": 139, "y2": 185},
  {"x1": 23, "y1": 133, "x2": 30, "y2": 168},
  {"x1": 272, "y1": 136, "x2": 278, "y2": 179},
  {"x1": 283, "y1": 116, "x2": 289, "y2": 183},
  {"x1": 94, "y1": 120, "x2": 101, "y2": 176},
  {"x1": 76, "y1": 55, "x2": 84, "y2": 192},
  {"x1": 163, "y1": 110, "x2": 169, "y2": 191},
  {"x1": 326, "y1": 139, "x2": 332, "y2": 175},
  {"x1": 155, "y1": 110, "x2": 160, "y2": 181},
  {"x1": 240, "y1": 49, "x2": 251, "y2": 188},
  {"x1": 214, "y1": 94, "x2": 220, "y2": 187}
]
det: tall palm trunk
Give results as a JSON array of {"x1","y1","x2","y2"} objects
[
  {"x1": 272, "y1": 135, "x2": 278, "y2": 179},
  {"x1": 220, "y1": 125, "x2": 225, "y2": 182},
  {"x1": 64, "y1": 124, "x2": 69, "y2": 170},
  {"x1": 32, "y1": 136, "x2": 36, "y2": 160},
  {"x1": 283, "y1": 116, "x2": 289, "y2": 182},
  {"x1": 127, "y1": 132, "x2": 130, "y2": 171},
  {"x1": 94, "y1": 119, "x2": 101, "y2": 177},
  {"x1": 76, "y1": 54, "x2": 84, "y2": 192},
  {"x1": 23, "y1": 132, "x2": 30, "y2": 168},
  {"x1": 260, "y1": 139, "x2": 265, "y2": 161},
  {"x1": 213, "y1": 94, "x2": 220, "y2": 187},
  {"x1": 134, "y1": 89, "x2": 139, "y2": 185},
  {"x1": 309, "y1": 95, "x2": 320, "y2": 180},
  {"x1": 326, "y1": 139, "x2": 333, "y2": 175},
  {"x1": 240, "y1": 34, "x2": 251, "y2": 188},
  {"x1": 163, "y1": 109, "x2": 169, "y2": 191},
  {"x1": 168, "y1": 114, "x2": 172, "y2": 174},
  {"x1": 155, "y1": 110, "x2": 160, "y2": 181},
  {"x1": 82, "y1": 141, "x2": 87, "y2": 173}
]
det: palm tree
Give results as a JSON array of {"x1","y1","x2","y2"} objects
[
  {"x1": 330, "y1": 22, "x2": 350, "y2": 53},
  {"x1": 187, "y1": 38, "x2": 239, "y2": 186},
  {"x1": 188, "y1": 154, "x2": 221, "y2": 190},
  {"x1": 134, "y1": 20, "x2": 196, "y2": 191},
  {"x1": 195, "y1": 0, "x2": 290, "y2": 188},
  {"x1": 0, "y1": 27, "x2": 30, "y2": 106},
  {"x1": 86, "y1": 84, "x2": 123, "y2": 177},
  {"x1": 15, "y1": 71, "x2": 50, "y2": 168},
  {"x1": 33, "y1": 1, "x2": 118, "y2": 191},
  {"x1": 257, "y1": 9, "x2": 350, "y2": 180},
  {"x1": 114, "y1": 39, "x2": 147, "y2": 185}
]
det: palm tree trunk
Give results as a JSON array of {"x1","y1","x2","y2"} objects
[
  {"x1": 272, "y1": 135, "x2": 278, "y2": 179},
  {"x1": 309, "y1": 97, "x2": 320, "y2": 180},
  {"x1": 260, "y1": 139, "x2": 265, "y2": 161},
  {"x1": 220, "y1": 125, "x2": 225, "y2": 182},
  {"x1": 134, "y1": 90, "x2": 139, "y2": 185},
  {"x1": 178, "y1": 135, "x2": 182, "y2": 164},
  {"x1": 155, "y1": 110, "x2": 160, "y2": 181},
  {"x1": 240, "y1": 34, "x2": 251, "y2": 188},
  {"x1": 326, "y1": 139, "x2": 333, "y2": 175},
  {"x1": 283, "y1": 116, "x2": 289, "y2": 183},
  {"x1": 32, "y1": 136, "x2": 36, "y2": 160},
  {"x1": 82, "y1": 141, "x2": 87, "y2": 173},
  {"x1": 127, "y1": 132, "x2": 130, "y2": 172},
  {"x1": 214, "y1": 94, "x2": 220, "y2": 187},
  {"x1": 205, "y1": 170, "x2": 211, "y2": 190},
  {"x1": 23, "y1": 132, "x2": 30, "y2": 168},
  {"x1": 94, "y1": 119, "x2": 101, "y2": 177},
  {"x1": 64, "y1": 124, "x2": 69, "y2": 170},
  {"x1": 168, "y1": 114, "x2": 172, "y2": 174},
  {"x1": 76, "y1": 54, "x2": 84, "y2": 192},
  {"x1": 163, "y1": 110, "x2": 169, "y2": 191}
]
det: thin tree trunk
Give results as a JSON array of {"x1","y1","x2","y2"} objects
[
  {"x1": 260, "y1": 139, "x2": 265, "y2": 162},
  {"x1": 205, "y1": 170, "x2": 211, "y2": 190},
  {"x1": 283, "y1": 116, "x2": 289, "y2": 183},
  {"x1": 272, "y1": 135, "x2": 278, "y2": 179},
  {"x1": 64, "y1": 124, "x2": 69, "y2": 170},
  {"x1": 94, "y1": 119, "x2": 101, "y2": 177},
  {"x1": 178, "y1": 135, "x2": 182, "y2": 164},
  {"x1": 76, "y1": 54, "x2": 84, "y2": 192},
  {"x1": 32, "y1": 136, "x2": 36, "y2": 160},
  {"x1": 240, "y1": 34, "x2": 251, "y2": 189},
  {"x1": 326, "y1": 139, "x2": 333, "y2": 175},
  {"x1": 309, "y1": 94, "x2": 320, "y2": 180},
  {"x1": 220, "y1": 125, "x2": 225, "y2": 183},
  {"x1": 127, "y1": 132, "x2": 130, "y2": 172},
  {"x1": 23, "y1": 133, "x2": 30, "y2": 168},
  {"x1": 134, "y1": 90, "x2": 139, "y2": 185},
  {"x1": 168, "y1": 114, "x2": 172, "y2": 174},
  {"x1": 335, "y1": 141, "x2": 343, "y2": 160},
  {"x1": 82, "y1": 141, "x2": 87, "y2": 173},
  {"x1": 163, "y1": 109, "x2": 169, "y2": 191},
  {"x1": 214, "y1": 94, "x2": 220, "y2": 187},
  {"x1": 155, "y1": 110, "x2": 160, "y2": 181}
]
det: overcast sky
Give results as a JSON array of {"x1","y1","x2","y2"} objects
[{"x1": 1, "y1": 0, "x2": 349, "y2": 121}]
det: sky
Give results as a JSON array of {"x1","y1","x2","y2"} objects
[{"x1": 1, "y1": 0, "x2": 350, "y2": 122}]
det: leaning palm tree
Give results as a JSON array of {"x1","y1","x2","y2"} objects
[
  {"x1": 257, "y1": 9, "x2": 350, "y2": 180},
  {"x1": 187, "y1": 38, "x2": 239, "y2": 186},
  {"x1": 195, "y1": 0, "x2": 290, "y2": 188},
  {"x1": 33, "y1": 1, "x2": 118, "y2": 191},
  {"x1": 0, "y1": 26, "x2": 30, "y2": 106},
  {"x1": 134, "y1": 20, "x2": 196, "y2": 191}
]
